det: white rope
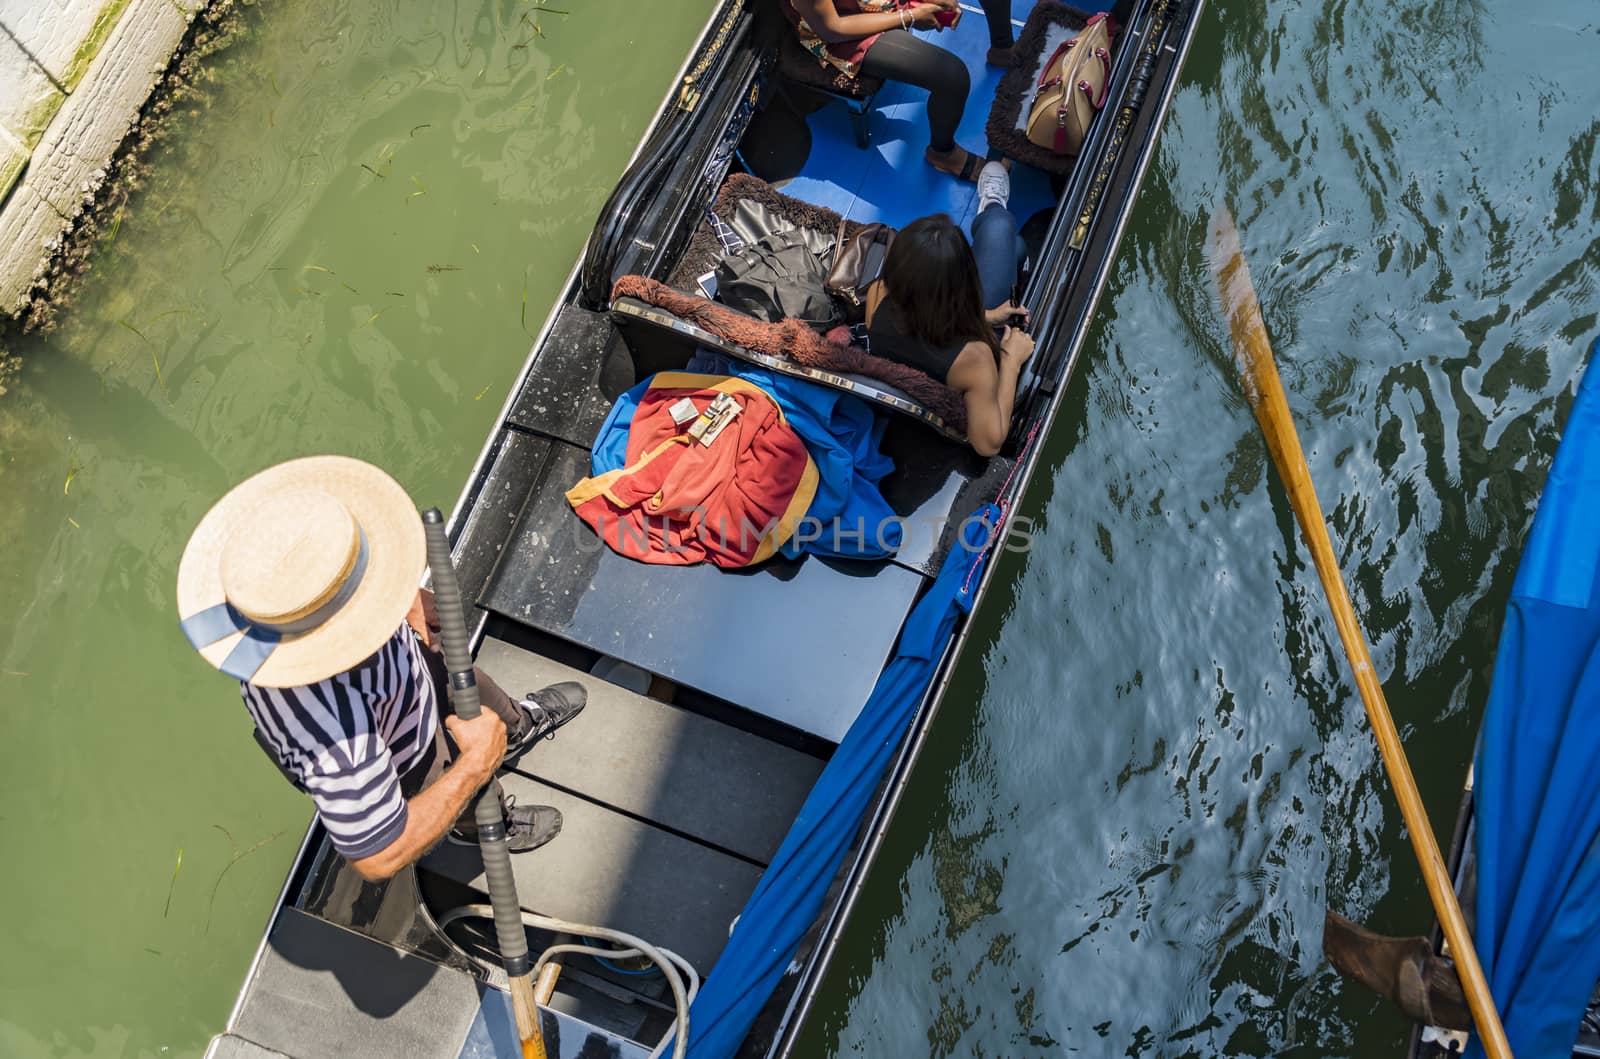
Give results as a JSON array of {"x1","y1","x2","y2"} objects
[{"x1": 438, "y1": 904, "x2": 692, "y2": 1059}]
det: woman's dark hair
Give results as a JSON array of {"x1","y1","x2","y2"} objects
[{"x1": 880, "y1": 214, "x2": 999, "y2": 358}]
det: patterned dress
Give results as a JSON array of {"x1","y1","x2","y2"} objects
[{"x1": 782, "y1": 0, "x2": 913, "y2": 79}]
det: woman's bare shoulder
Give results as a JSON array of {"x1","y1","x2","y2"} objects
[{"x1": 947, "y1": 340, "x2": 998, "y2": 390}]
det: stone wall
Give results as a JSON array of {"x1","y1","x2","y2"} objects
[{"x1": 0, "y1": 0, "x2": 192, "y2": 317}]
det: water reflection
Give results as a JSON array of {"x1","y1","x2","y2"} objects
[{"x1": 804, "y1": 0, "x2": 1598, "y2": 1054}]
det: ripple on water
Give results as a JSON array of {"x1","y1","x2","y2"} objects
[{"x1": 806, "y1": 0, "x2": 1600, "y2": 1055}]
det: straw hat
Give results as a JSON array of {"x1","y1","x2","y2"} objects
[{"x1": 176, "y1": 455, "x2": 424, "y2": 688}]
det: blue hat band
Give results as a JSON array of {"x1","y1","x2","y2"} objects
[{"x1": 178, "y1": 527, "x2": 370, "y2": 682}]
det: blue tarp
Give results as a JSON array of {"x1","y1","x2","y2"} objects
[
  {"x1": 678, "y1": 504, "x2": 999, "y2": 1058},
  {"x1": 595, "y1": 358, "x2": 901, "y2": 560},
  {"x1": 1468, "y1": 339, "x2": 1600, "y2": 1058}
]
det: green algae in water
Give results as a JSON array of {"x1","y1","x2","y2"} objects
[{"x1": 0, "y1": 2, "x2": 716, "y2": 1056}]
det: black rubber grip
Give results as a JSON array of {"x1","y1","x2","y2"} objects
[
  {"x1": 422, "y1": 509, "x2": 529, "y2": 969},
  {"x1": 421, "y1": 509, "x2": 481, "y2": 721},
  {"x1": 474, "y1": 788, "x2": 531, "y2": 966}
]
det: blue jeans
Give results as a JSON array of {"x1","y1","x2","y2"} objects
[{"x1": 971, "y1": 203, "x2": 1023, "y2": 310}]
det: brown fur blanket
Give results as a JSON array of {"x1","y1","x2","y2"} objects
[{"x1": 612, "y1": 273, "x2": 967, "y2": 432}]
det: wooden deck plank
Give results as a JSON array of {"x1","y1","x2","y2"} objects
[
  {"x1": 421, "y1": 772, "x2": 763, "y2": 974},
  {"x1": 479, "y1": 636, "x2": 823, "y2": 865}
]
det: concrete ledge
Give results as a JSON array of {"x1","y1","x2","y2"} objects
[
  {"x1": 0, "y1": 183, "x2": 67, "y2": 289},
  {"x1": 0, "y1": 0, "x2": 194, "y2": 316},
  {"x1": 0, "y1": 125, "x2": 27, "y2": 201}
]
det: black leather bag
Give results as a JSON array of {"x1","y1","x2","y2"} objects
[
  {"x1": 715, "y1": 229, "x2": 842, "y2": 330},
  {"x1": 825, "y1": 220, "x2": 894, "y2": 320}
]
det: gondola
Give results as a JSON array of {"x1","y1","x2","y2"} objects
[{"x1": 203, "y1": 1, "x2": 1203, "y2": 1056}]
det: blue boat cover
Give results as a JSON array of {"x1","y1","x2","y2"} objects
[
  {"x1": 594, "y1": 360, "x2": 901, "y2": 559},
  {"x1": 678, "y1": 504, "x2": 998, "y2": 1057},
  {"x1": 1469, "y1": 339, "x2": 1600, "y2": 1058}
]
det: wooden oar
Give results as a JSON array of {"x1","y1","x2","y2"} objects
[
  {"x1": 1207, "y1": 205, "x2": 1513, "y2": 1059},
  {"x1": 422, "y1": 508, "x2": 548, "y2": 1059}
]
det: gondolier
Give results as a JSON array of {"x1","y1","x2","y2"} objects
[{"x1": 176, "y1": 455, "x2": 586, "y2": 881}]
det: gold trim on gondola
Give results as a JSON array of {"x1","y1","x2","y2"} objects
[
  {"x1": 1071, "y1": 0, "x2": 1174, "y2": 249},
  {"x1": 679, "y1": 3, "x2": 744, "y2": 112}
]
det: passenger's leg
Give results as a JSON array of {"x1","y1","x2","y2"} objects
[
  {"x1": 971, "y1": 204, "x2": 1023, "y2": 310},
  {"x1": 980, "y1": 0, "x2": 1014, "y2": 50},
  {"x1": 859, "y1": 30, "x2": 970, "y2": 153}
]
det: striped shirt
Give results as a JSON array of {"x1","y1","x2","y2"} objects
[{"x1": 240, "y1": 624, "x2": 440, "y2": 858}]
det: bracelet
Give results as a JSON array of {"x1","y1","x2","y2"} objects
[{"x1": 899, "y1": 8, "x2": 910, "y2": 30}]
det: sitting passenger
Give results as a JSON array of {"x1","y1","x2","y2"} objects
[
  {"x1": 783, "y1": 0, "x2": 1016, "y2": 181},
  {"x1": 865, "y1": 162, "x2": 1034, "y2": 455}
]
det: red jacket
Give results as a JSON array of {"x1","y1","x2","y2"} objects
[{"x1": 566, "y1": 373, "x2": 819, "y2": 567}]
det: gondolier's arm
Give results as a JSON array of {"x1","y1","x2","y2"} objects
[{"x1": 349, "y1": 711, "x2": 506, "y2": 881}]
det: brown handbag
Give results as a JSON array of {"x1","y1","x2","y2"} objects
[
  {"x1": 1025, "y1": 14, "x2": 1113, "y2": 157},
  {"x1": 825, "y1": 220, "x2": 895, "y2": 317}
]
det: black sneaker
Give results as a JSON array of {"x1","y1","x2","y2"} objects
[
  {"x1": 449, "y1": 798, "x2": 563, "y2": 853},
  {"x1": 506, "y1": 681, "x2": 587, "y2": 759}
]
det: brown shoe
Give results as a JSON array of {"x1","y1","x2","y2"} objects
[{"x1": 925, "y1": 144, "x2": 983, "y2": 183}]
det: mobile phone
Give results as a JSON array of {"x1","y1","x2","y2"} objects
[
  {"x1": 934, "y1": 9, "x2": 957, "y2": 27},
  {"x1": 1009, "y1": 283, "x2": 1028, "y2": 330}
]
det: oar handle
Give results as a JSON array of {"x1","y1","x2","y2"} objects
[{"x1": 421, "y1": 509, "x2": 537, "y2": 1005}]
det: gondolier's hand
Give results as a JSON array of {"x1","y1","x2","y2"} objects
[
  {"x1": 1000, "y1": 325, "x2": 1035, "y2": 365},
  {"x1": 446, "y1": 710, "x2": 507, "y2": 781}
]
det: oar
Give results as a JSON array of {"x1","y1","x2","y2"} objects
[
  {"x1": 1207, "y1": 205, "x2": 1513, "y2": 1059},
  {"x1": 422, "y1": 508, "x2": 547, "y2": 1059}
]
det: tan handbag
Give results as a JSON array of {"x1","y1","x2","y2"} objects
[{"x1": 1025, "y1": 14, "x2": 1113, "y2": 157}]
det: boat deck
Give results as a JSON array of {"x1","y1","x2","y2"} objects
[
  {"x1": 216, "y1": 906, "x2": 650, "y2": 1059},
  {"x1": 467, "y1": 296, "x2": 1008, "y2": 742},
  {"x1": 476, "y1": 638, "x2": 823, "y2": 863},
  {"x1": 476, "y1": 436, "x2": 924, "y2": 741},
  {"x1": 420, "y1": 635, "x2": 826, "y2": 973}
]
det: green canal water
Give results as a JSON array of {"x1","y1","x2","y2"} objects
[
  {"x1": 1, "y1": 0, "x2": 1596, "y2": 1056},
  {"x1": 0, "y1": 1, "x2": 713, "y2": 1055}
]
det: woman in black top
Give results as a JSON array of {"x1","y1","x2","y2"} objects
[{"x1": 865, "y1": 163, "x2": 1035, "y2": 455}]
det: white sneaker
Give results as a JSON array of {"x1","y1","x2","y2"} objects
[{"x1": 976, "y1": 161, "x2": 1010, "y2": 213}]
